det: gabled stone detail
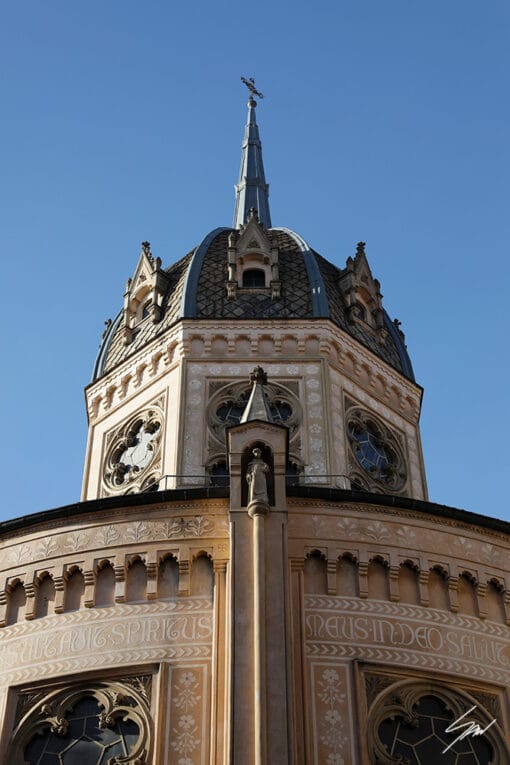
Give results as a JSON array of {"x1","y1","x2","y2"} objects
[
  {"x1": 122, "y1": 242, "x2": 170, "y2": 345},
  {"x1": 338, "y1": 242, "x2": 386, "y2": 339},
  {"x1": 226, "y1": 210, "x2": 281, "y2": 299}
]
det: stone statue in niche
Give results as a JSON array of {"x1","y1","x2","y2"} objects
[{"x1": 246, "y1": 448, "x2": 269, "y2": 506}]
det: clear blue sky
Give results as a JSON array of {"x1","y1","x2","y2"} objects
[{"x1": 1, "y1": 1, "x2": 508, "y2": 522}]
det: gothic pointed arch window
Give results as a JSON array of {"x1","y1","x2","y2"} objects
[
  {"x1": 366, "y1": 678, "x2": 505, "y2": 764},
  {"x1": 8, "y1": 677, "x2": 152, "y2": 765}
]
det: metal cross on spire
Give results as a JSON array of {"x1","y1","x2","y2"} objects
[{"x1": 241, "y1": 76, "x2": 264, "y2": 100}]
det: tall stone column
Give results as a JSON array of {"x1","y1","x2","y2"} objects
[{"x1": 227, "y1": 419, "x2": 292, "y2": 765}]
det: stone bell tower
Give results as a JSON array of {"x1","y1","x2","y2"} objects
[{"x1": 4, "y1": 86, "x2": 507, "y2": 765}]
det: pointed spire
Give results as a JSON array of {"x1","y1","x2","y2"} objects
[
  {"x1": 240, "y1": 367, "x2": 274, "y2": 423},
  {"x1": 233, "y1": 96, "x2": 272, "y2": 230}
]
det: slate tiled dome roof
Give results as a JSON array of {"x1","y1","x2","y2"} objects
[
  {"x1": 94, "y1": 226, "x2": 413, "y2": 381},
  {"x1": 93, "y1": 95, "x2": 413, "y2": 382}
]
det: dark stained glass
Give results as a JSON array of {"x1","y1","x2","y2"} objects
[
  {"x1": 377, "y1": 695, "x2": 494, "y2": 765},
  {"x1": 349, "y1": 422, "x2": 395, "y2": 481},
  {"x1": 24, "y1": 696, "x2": 139, "y2": 765}
]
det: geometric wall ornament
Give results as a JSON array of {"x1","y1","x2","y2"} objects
[
  {"x1": 345, "y1": 401, "x2": 407, "y2": 494},
  {"x1": 103, "y1": 398, "x2": 164, "y2": 495},
  {"x1": 8, "y1": 676, "x2": 152, "y2": 764}
]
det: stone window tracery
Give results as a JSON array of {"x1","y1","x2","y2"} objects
[
  {"x1": 346, "y1": 404, "x2": 407, "y2": 493},
  {"x1": 8, "y1": 677, "x2": 152, "y2": 765},
  {"x1": 367, "y1": 679, "x2": 504, "y2": 765},
  {"x1": 207, "y1": 380, "x2": 302, "y2": 481},
  {"x1": 103, "y1": 401, "x2": 163, "y2": 495}
]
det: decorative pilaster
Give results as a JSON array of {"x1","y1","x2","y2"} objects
[
  {"x1": 358, "y1": 560, "x2": 369, "y2": 599},
  {"x1": 327, "y1": 559, "x2": 337, "y2": 595},
  {"x1": 418, "y1": 570, "x2": 430, "y2": 606},
  {"x1": 114, "y1": 563, "x2": 125, "y2": 604},
  {"x1": 83, "y1": 567, "x2": 95, "y2": 608},
  {"x1": 389, "y1": 565, "x2": 400, "y2": 602},
  {"x1": 53, "y1": 576, "x2": 65, "y2": 614}
]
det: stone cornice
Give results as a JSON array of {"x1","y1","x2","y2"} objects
[{"x1": 85, "y1": 318, "x2": 422, "y2": 426}]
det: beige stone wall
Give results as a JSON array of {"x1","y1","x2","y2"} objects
[
  {"x1": 84, "y1": 318, "x2": 426, "y2": 502},
  {"x1": 288, "y1": 499, "x2": 510, "y2": 763},
  {"x1": 0, "y1": 498, "x2": 229, "y2": 763},
  {"x1": 1, "y1": 495, "x2": 509, "y2": 762}
]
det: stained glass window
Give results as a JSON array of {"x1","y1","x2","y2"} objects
[
  {"x1": 377, "y1": 695, "x2": 494, "y2": 765},
  {"x1": 24, "y1": 696, "x2": 140, "y2": 765},
  {"x1": 349, "y1": 421, "x2": 394, "y2": 480}
]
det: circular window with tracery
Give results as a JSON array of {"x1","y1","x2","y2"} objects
[
  {"x1": 103, "y1": 404, "x2": 163, "y2": 494},
  {"x1": 346, "y1": 407, "x2": 406, "y2": 492},
  {"x1": 207, "y1": 380, "x2": 300, "y2": 445}
]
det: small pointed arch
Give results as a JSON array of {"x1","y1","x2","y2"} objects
[
  {"x1": 336, "y1": 553, "x2": 359, "y2": 597},
  {"x1": 95, "y1": 560, "x2": 115, "y2": 608},
  {"x1": 344, "y1": 351, "x2": 356, "y2": 371},
  {"x1": 374, "y1": 373, "x2": 387, "y2": 397},
  {"x1": 235, "y1": 335, "x2": 252, "y2": 355},
  {"x1": 305, "y1": 335, "x2": 320, "y2": 354},
  {"x1": 486, "y1": 578, "x2": 506, "y2": 623},
  {"x1": 359, "y1": 362, "x2": 372, "y2": 386},
  {"x1": 398, "y1": 560, "x2": 420, "y2": 605},
  {"x1": 304, "y1": 550, "x2": 328, "y2": 595},
  {"x1": 158, "y1": 553, "x2": 179, "y2": 599},
  {"x1": 257, "y1": 334, "x2": 274, "y2": 354},
  {"x1": 6, "y1": 579, "x2": 26, "y2": 626},
  {"x1": 428, "y1": 565, "x2": 450, "y2": 611},
  {"x1": 64, "y1": 566, "x2": 85, "y2": 613},
  {"x1": 125, "y1": 556, "x2": 147, "y2": 604},
  {"x1": 367, "y1": 556, "x2": 390, "y2": 601},
  {"x1": 190, "y1": 552, "x2": 214, "y2": 599},
  {"x1": 281, "y1": 334, "x2": 298, "y2": 355},
  {"x1": 34, "y1": 573, "x2": 56, "y2": 619},
  {"x1": 458, "y1": 571, "x2": 479, "y2": 617}
]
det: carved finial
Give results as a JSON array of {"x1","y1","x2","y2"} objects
[
  {"x1": 141, "y1": 241, "x2": 151, "y2": 256},
  {"x1": 248, "y1": 207, "x2": 259, "y2": 223},
  {"x1": 356, "y1": 241, "x2": 366, "y2": 256},
  {"x1": 241, "y1": 76, "x2": 264, "y2": 100},
  {"x1": 101, "y1": 318, "x2": 112, "y2": 340},
  {"x1": 250, "y1": 366, "x2": 268, "y2": 385}
]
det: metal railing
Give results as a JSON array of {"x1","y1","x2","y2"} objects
[{"x1": 155, "y1": 474, "x2": 351, "y2": 491}]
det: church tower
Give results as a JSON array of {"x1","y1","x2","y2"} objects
[
  {"x1": 82, "y1": 91, "x2": 426, "y2": 506},
  {"x1": 1, "y1": 89, "x2": 509, "y2": 765}
]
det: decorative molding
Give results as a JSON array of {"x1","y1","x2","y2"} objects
[{"x1": 86, "y1": 318, "x2": 422, "y2": 426}]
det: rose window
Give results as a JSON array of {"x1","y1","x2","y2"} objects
[
  {"x1": 103, "y1": 404, "x2": 163, "y2": 494},
  {"x1": 346, "y1": 407, "x2": 406, "y2": 492}
]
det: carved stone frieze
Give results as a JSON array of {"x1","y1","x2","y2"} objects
[{"x1": 305, "y1": 596, "x2": 510, "y2": 685}]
